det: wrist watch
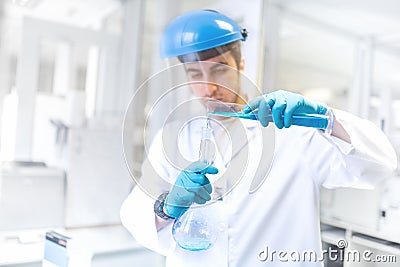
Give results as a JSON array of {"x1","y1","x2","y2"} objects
[{"x1": 154, "y1": 192, "x2": 175, "y2": 221}]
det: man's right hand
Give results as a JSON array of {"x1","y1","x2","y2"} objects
[{"x1": 164, "y1": 161, "x2": 218, "y2": 219}]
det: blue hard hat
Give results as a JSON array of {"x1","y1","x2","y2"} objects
[{"x1": 160, "y1": 10, "x2": 247, "y2": 58}]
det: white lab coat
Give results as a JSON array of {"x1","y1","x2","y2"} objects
[{"x1": 120, "y1": 109, "x2": 397, "y2": 267}]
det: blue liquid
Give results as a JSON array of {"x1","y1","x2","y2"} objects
[
  {"x1": 172, "y1": 214, "x2": 217, "y2": 251},
  {"x1": 209, "y1": 111, "x2": 257, "y2": 120},
  {"x1": 209, "y1": 111, "x2": 329, "y2": 129},
  {"x1": 175, "y1": 238, "x2": 213, "y2": 251}
]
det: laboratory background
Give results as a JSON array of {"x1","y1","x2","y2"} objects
[{"x1": 0, "y1": 0, "x2": 399, "y2": 266}]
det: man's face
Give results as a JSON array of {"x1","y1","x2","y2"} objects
[{"x1": 184, "y1": 51, "x2": 245, "y2": 104}]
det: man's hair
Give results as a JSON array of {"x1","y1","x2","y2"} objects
[{"x1": 178, "y1": 40, "x2": 242, "y2": 69}]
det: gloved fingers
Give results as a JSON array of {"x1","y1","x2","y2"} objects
[
  {"x1": 164, "y1": 190, "x2": 193, "y2": 210},
  {"x1": 173, "y1": 182, "x2": 211, "y2": 205},
  {"x1": 179, "y1": 172, "x2": 212, "y2": 196},
  {"x1": 175, "y1": 190, "x2": 195, "y2": 206},
  {"x1": 283, "y1": 95, "x2": 302, "y2": 128},
  {"x1": 258, "y1": 100, "x2": 271, "y2": 127},
  {"x1": 263, "y1": 93, "x2": 276, "y2": 109},
  {"x1": 270, "y1": 93, "x2": 286, "y2": 129},
  {"x1": 315, "y1": 101, "x2": 327, "y2": 114},
  {"x1": 166, "y1": 187, "x2": 209, "y2": 210},
  {"x1": 252, "y1": 94, "x2": 275, "y2": 127},
  {"x1": 189, "y1": 175, "x2": 212, "y2": 194},
  {"x1": 203, "y1": 177, "x2": 212, "y2": 194},
  {"x1": 193, "y1": 195, "x2": 208, "y2": 205},
  {"x1": 303, "y1": 99, "x2": 327, "y2": 115},
  {"x1": 179, "y1": 172, "x2": 200, "y2": 189},
  {"x1": 283, "y1": 108, "x2": 294, "y2": 128},
  {"x1": 243, "y1": 96, "x2": 263, "y2": 113},
  {"x1": 185, "y1": 184, "x2": 212, "y2": 202},
  {"x1": 203, "y1": 165, "x2": 219, "y2": 174},
  {"x1": 187, "y1": 161, "x2": 219, "y2": 175},
  {"x1": 181, "y1": 170, "x2": 212, "y2": 190}
]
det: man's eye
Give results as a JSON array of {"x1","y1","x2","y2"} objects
[
  {"x1": 190, "y1": 73, "x2": 203, "y2": 79},
  {"x1": 212, "y1": 67, "x2": 228, "y2": 74}
]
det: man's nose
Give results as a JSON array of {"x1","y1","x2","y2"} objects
[{"x1": 204, "y1": 82, "x2": 218, "y2": 97}]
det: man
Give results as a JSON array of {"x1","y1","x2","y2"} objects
[{"x1": 121, "y1": 10, "x2": 397, "y2": 266}]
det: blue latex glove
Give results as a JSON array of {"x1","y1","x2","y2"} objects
[
  {"x1": 243, "y1": 90, "x2": 327, "y2": 128},
  {"x1": 164, "y1": 161, "x2": 218, "y2": 219}
]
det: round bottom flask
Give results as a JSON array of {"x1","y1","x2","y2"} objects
[
  {"x1": 172, "y1": 206, "x2": 218, "y2": 251},
  {"x1": 172, "y1": 123, "x2": 219, "y2": 251}
]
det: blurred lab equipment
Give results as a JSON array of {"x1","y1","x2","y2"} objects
[
  {"x1": 320, "y1": 175, "x2": 400, "y2": 243},
  {"x1": 0, "y1": 162, "x2": 65, "y2": 231},
  {"x1": 43, "y1": 231, "x2": 91, "y2": 267},
  {"x1": 43, "y1": 231, "x2": 71, "y2": 267}
]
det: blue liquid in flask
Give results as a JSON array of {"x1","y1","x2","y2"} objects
[{"x1": 172, "y1": 209, "x2": 218, "y2": 251}]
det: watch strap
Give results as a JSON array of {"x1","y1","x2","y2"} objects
[{"x1": 154, "y1": 192, "x2": 175, "y2": 220}]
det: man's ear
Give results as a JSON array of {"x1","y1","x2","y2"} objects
[{"x1": 239, "y1": 57, "x2": 245, "y2": 71}]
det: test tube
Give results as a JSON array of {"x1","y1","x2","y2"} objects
[
  {"x1": 206, "y1": 99, "x2": 332, "y2": 130},
  {"x1": 199, "y1": 125, "x2": 215, "y2": 165},
  {"x1": 198, "y1": 123, "x2": 224, "y2": 202}
]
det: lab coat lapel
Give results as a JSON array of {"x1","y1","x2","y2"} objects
[
  {"x1": 218, "y1": 120, "x2": 258, "y2": 192},
  {"x1": 219, "y1": 120, "x2": 275, "y2": 193},
  {"x1": 248, "y1": 124, "x2": 275, "y2": 193}
]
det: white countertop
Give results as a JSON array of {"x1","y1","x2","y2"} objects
[{"x1": 0, "y1": 225, "x2": 145, "y2": 266}]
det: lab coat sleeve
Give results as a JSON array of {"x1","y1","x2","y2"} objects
[
  {"x1": 308, "y1": 109, "x2": 397, "y2": 188},
  {"x1": 120, "y1": 129, "x2": 177, "y2": 255}
]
